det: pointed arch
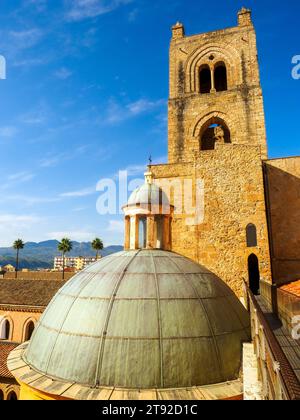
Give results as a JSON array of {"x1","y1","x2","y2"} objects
[
  {"x1": 23, "y1": 318, "x2": 36, "y2": 342},
  {"x1": 0, "y1": 317, "x2": 13, "y2": 341},
  {"x1": 214, "y1": 61, "x2": 228, "y2": 92},
  {"x1": 246, "y1": 224, "x2": 258, "y2": 248}
]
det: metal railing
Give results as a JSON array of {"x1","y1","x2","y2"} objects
[{"x1": 245, "y1": 281, "x2": 300, "y2": 400}]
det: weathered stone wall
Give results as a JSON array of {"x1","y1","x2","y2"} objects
[
  {"x1": 265, "y1": 157, "x2": 300, "y2": 285},
  {"x1": 150, "y1": 144, "x2": 272, "y2": 297},
  {"x1": 168, "y1": 9, "x2": 267, "y2": 164}
]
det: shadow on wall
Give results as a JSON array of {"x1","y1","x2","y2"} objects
[{"x1": 265, "y1": 162, "x2": 300, "y2": 285}]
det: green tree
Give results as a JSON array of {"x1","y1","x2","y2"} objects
[
  {"x1": 13, "y1": 239, "x2": 25, "y2": 279},
  {"x1": 92, "y1": 238, "x2": 104, "y2": 260},
  {"x1": 58, "y1": 238, "x2": 73, "y2": 280}
]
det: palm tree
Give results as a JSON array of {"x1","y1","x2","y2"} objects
[
  {"x1": 13, "y1": 239, "x2": 25, "y2": 279},
  {"x1": 92, "y1": 238, "x2": 104, "y2": 260},
  {"x1": 58, "y1": 238, "x2": 73, "y2": 280}
]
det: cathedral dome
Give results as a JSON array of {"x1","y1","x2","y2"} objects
[
  {"x1": 22, "y1": 250, "x2": 250, "y2": 391},
  {"x1": 127, "y1": 182, "x2": 169, "y2": 207}
]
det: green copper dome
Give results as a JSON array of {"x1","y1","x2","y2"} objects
[{"x1": 24, "y1": 250, "x2": 250, "y2": 389}]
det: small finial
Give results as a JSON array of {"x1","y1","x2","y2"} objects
[
  {"x1": 172, "y1": 22, "x2": 185, "y2": 39},
  {"x1": 238, "y1": 7, "x2": 252, "y2": 26},
  {"x1": 148, "y1": 155, "x2": 152, "y2": 165}
]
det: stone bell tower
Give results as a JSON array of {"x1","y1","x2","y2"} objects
[
  {"x1": 150, "y1": 9, "x2": 272, "y2": 297},
  {"x1": 168, "y1": 8, "x2": 268, "y2": 163}
]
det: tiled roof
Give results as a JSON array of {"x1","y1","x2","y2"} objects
[
  {"x1": 280, "y1": 280, "x2": 300, "y2": 298},
  {"x1": 0, "y1": 280, "x2": 65, "y2": 307},
  {"x1": 0, "y1": 342, "x2": 18, "y2": 379}
]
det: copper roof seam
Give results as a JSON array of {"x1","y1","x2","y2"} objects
[
  {"x1": 29, "y1": 271, "x2": 103, "y2": 375},
  {"x1": 165, "y1": 254, "x2": 224, "y2": 382},
  {"x1": 94, "y1": 250, "x2": 141, "y2": 388},
  {"x1": 224, "y1": 295, "x2": 249, "y2": 331},
  {"x1": 27, "y1": 321, "x2": 249, "y2": 339},
  {"x1": 151, "y1": 252, "x2": 164, "y2": 388}
]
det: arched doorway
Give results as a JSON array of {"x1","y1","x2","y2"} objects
[
  {"x1": 0, "y1": 390, "x2": 4, "y2": 400},
  {"x1": 24, "y1": 321, "x2": 35, "y2": 341},
  {"x1": 7, "y1": 391, "x2": 17, "y2": 401},
  {"x1": 248, "y1": 254, "x2": 260, "y2": 296}
]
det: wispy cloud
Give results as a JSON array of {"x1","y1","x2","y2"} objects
[
  {"x1": 54, "y1": 67, "x2": 73, "y2": 80},
  {"x1": 4, "y1": 194, "x2": 61, "y2": 205},
  {"x1": 39, "y1": 145, "x2": 89, "y2": 168},
  {"x1": 7, "y1": 171, "x2": 35, "y2": 183},
  {"x1": 0, "y1": 214, "x2": 42, "y2": 226},
  {"x1": 8, "y1": 28, "x2": 44, "y2": 51},
  {"x1": 104, "y1": 98, "x2": 165, "y2": 125},
  {"x1": 65, "y1": 0, "x2": 133, "y2": 22},
  {"x1": 0, "y1": 126, "x2": 18, "y2": 138},
  {"x1": 60, "y1": 186, "x2": 96, "y2": 198}
]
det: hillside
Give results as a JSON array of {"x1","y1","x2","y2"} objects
[{"x1": 0, "y1": 241, "x2": 123, "y2": 270}]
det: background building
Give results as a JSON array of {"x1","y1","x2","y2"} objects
[{"x1": 54, "y1": 256, "x2": 97, "y2": 272}]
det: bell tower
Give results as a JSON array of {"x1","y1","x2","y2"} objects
[{"x1": 168, "y1": 8, "x2": 268, "y2": 163}]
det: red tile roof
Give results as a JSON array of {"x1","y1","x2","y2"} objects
[
  {"x1": 0, "y1": 342, "x2": 18, "y2": 379},
  {"x1": 280, "y1": 280, "x2": 300, "y2": 298}
]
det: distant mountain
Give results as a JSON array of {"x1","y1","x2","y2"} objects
[{"x1": 0, "y1": 241, "x2": 123, "y2": 270}]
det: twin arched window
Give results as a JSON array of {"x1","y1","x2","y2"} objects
[{"x1": 199, "y1": 62, "x2": 228, "y2": 94}]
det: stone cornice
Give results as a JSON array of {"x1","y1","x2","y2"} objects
[{"x1": 0, "y1": 304, "x2": 45, "y2": 313}]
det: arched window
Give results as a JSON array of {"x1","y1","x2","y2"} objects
[
  {"x1": 248, "y1": 254, "x2": 260, "y2": 296},
  {"x1": 200, "y1": 118, "x2": 231, "y2": 151},
  {"x1": 24, "y1": 321, "x2": 35, "y2": 341},
  {"x1": 199, "y1": 65, "x2": 211, "y2": 94},
  {"x1": 246, "y1": 224, "x2": 257, "y2": 247},
  {"x1": 0, "y1": 319, "x2": 11, "y2": 340},
  {"x1": 214, "y1": 62, "x2": 228, "y2": 92},
  {"x1": 138, "y1": 217, "x2": 147, "y2": 249},
  {"x1": 7, "y1": 391, "x2": 17, "y2": 401},
  {"x1": 0, "y1": 390, "x2": 4, "y2": 400}
]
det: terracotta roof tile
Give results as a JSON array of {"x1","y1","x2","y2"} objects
[
  {"x1": 280, "y1": 280, "x2": 300, "y2": 298},
  {"x1": 0, "y1": 342, "x2": 18, "y2": 379},
  {"x1": 0, "y1": 280, "x2": 65, "y2": 307}
]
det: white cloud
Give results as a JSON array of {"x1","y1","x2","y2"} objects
[
  {"x1": 55, "y1": 67, "x2": 73, "y2": 80},
  {"x1": 0, "y1": 214, "x2": 42, "y2": 226},
  {"x1": 8, "y1": 28, "x2": 44, "y2": 50},
  {"x1": 104, "y1": 98, "x2": 165, "y2": 125},
  {"x1": 4, "y1": 194, "x2": 60, "y2": 205},
  {"x1": 60, "y1": 186, "x2": 96, "y2": 198},
  {"x1": 0, "y1": 126, "x2": 18, "y2": 138},
  {"x1": 8, "y1": 171, "x2": 35, "y2": 183},
  {"x1": 20, "y1": 109, "x2": 47, "y2": 125},
  {"x1": 66, "y1": 0, "x2": 133, "y2": 22}
]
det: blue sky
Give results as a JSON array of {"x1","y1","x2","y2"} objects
[{"x1": 0, "y1": 0, "x2": 299, "y2": 247}]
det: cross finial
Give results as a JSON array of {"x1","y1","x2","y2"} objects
[{"x1": 148, "y1": 155, "x2": 152, "y2": 165}]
